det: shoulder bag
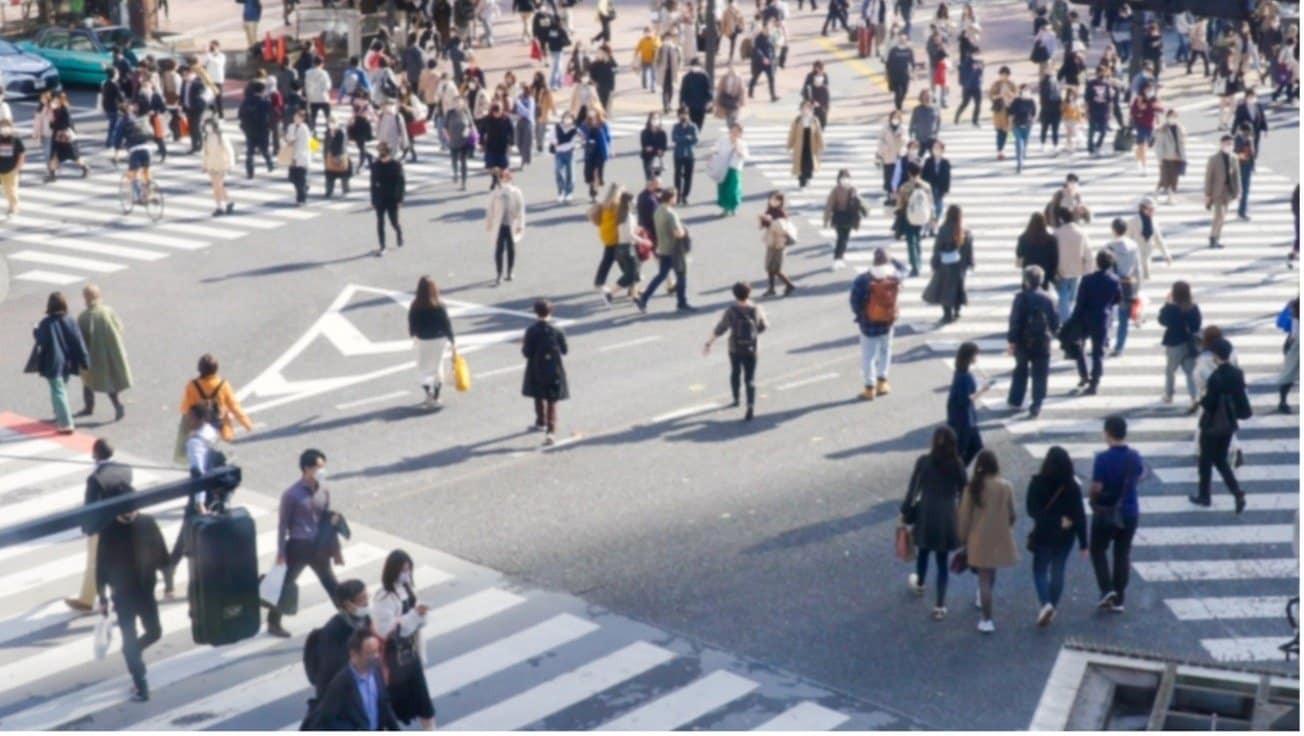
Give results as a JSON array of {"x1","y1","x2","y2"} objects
[
  {"x1": 1091, "y1": 454, "x2": 1132, "y2": 529},
  {"x1": 1026, "y1": 482, "x2": 1067, "y2": 552}
]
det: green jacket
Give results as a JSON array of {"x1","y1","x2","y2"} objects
[{"x1": 78, "y1": 304, "x2": 133, "y2": 393}]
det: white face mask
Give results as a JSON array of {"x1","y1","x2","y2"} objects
[
  {"x1": 837, "y1": 176, "x2": 850, "y2": 186},
  {"x1": 1221, "y1": 143, "x2": 1234, "y2": 154},
  {"x1": 314, "y1": 468, "x2": 328, "y2": 482},
  {"x1": 399, "y1": 571, "x2": 413, "y2": 587},
  {"x1": 350, "y1": 605, "x2": 370, "y2": 619},
  {"x1": 813, "y1": 75, "x2": 825, "y2": 85}
]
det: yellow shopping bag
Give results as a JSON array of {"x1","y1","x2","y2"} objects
[
  {"x1": 452, "y1": 352, "x2": 471, "y2": 392},
  {"x1": 308, "y1": 136, "x2": 322, "y2": 154}
]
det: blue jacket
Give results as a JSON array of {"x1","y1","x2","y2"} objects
[
  {"x1": 850, "y1": 260, "x2": 907, "y2": 337},
  {"x1": 243, "y1": 0, "x2": 262, "y2": 23},
  {"x1": 1072, "y1": 269, "x2": 1122, "y2": 329},
  {"x1": 579, "y1": 121, "x2": 612, "y2": 159},
  {"x1": 946, "y1": 371, "x2": 977, "y2": 433}
]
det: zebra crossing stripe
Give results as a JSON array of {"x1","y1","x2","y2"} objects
[
  {"x1": 8, "y1": 249, "x2": 126, "y2": 273},
  {"x1": 1131, "y1": 558, "x2": 1299, "y2": 582},
  {"x1": 1200, "y1": 637, "x2": 1295, "y2": 663},
  {"x1": 9, "y1": 232, "x2": 169, "y2": 261},
  {"x1": 1140, "y1": 492, "x2": 1299, "y2": 514},
  {"x1": 1026, "y1": 439, "x2": 1298, "y2": 460},
  {"x1": 598, "y1": 670, "x2": 759, "y2": 730},
  {"x1": 11, "y1": 269, "x2": 82, "y2": 284},
  {"x1": 1164, "y1": 596, "x2": 1293, "y2": 621},
  {"x1": 1003, "y1": 413, "x2": 1299, "y2": 435},
  {"x1": 0, "y1": 459, "x2": 94, "y2": 496},
  {"x1": 424, "y1": 614, "x2": 599, "y2": 699},
  {"x1": 1133, "y1": 524, "x2": 1295, "y2": 546},
  {"x1": 754, "y1": 701, "x2": 851, "y2": 731},
  {"x1": 1152, "y1": 464, "x2": 1300, "y2": 483}
]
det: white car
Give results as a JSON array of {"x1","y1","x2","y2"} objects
[{"x1": 0, "y1": 39, "x2": 60, "y2": 98}]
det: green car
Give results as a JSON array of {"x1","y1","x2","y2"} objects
[{"x1": 16, "y1": 25, "x2": 175, "y2": 87}]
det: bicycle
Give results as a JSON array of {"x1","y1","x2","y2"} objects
[{"x1": 119, "y1": 173, "x2": 164, "y2": 222}]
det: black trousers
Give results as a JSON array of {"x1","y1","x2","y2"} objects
[
  {"x1": 833, "y1": 225, "x2": 851, "y2": 260},
  {"x1": 729, "y1": 352, "x2": 757, "y2": 406},
  {"x1": 1073, "y1": 325, "x2": 1107, "y2": 385},
  {"x1": 495, "y1": 225, "x2": 516, "y2": 277},
  {"x1": 889, "y1": 81, "x2": 908, "y2": 110},
  {"x1": 954, "y1": 88, "x2": 981, "y2": 123},
  {"x1": 1089, "y1": 514, "x2": 1137, "y2": 604},
  {"x1": 674, "y1": 156, "x2": 694, "y2": 203},
  {"x1": 594, "y1": 246, "x2": 617, "y2": 287},
  {"x1": 662, "y1": 68, "x2": 675, "y2": 112},
  {"x1": 375, "y1": 201, "x2": 402, "y2": 249},
  {"x1": 688, "y1": 106, "x2": 706, "y2": 132},
  {"x1": 289, "y1": 165, "x2": 308, "y2": 203},
  {"x1": 307, "y1": 102, "x2": 332, "y2": 133},
  {"x1": 1009, "y1": 350, "x2": 1050, "y2": 410},
  {"x1": 1197, "y1": 431, "x2": 1241, "y2": 500},
  {"x1": 1187, "y1": 49, "x2": 1210, "y2": 76},
  {"x1": 114, "y1": 592, "x2": 162, "y2": 692},
  {"x1": 749, "y1": 66, "x2": 776, "y2": 99},
  {"x1": 583, "y1": 154, "x2": 606, "y2": 197},
  {"x1": 245, "y1": 136, "x2": 272, "y2": 177},
  {"x1": 324, "y1": 170, "x2": 350, "y2": 197},
  {"x1": 269, "y1": 538, "x2": 339, "y2": 627},
  {"x1": 186, "y1": 109, "x2": 203, "y2": 151},
  {"x1": 1039, "y1": 116, "x2": 1061, "y2": 146}
]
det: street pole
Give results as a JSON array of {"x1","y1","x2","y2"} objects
[{"x1": 704, "y1": 0, "x2": 719, "y2": 87}]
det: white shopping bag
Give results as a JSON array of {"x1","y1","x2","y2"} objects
[
  {"x1": 93, "y1": 612, "x2": 115, "y2": 660},
  {"x1": 259, "y1": 562, "x2": 289, "y2": 609}
]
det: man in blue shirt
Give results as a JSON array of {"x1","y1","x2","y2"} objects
[
  {"x1": 305, "y1": 629, "x2": 400, "y2": 730},
  {"x1": 269, "y1": 449, "x2": 339, "y2": 638},
  {"x1": 1089, "y1": 416, "x2": 1145, "y2": 613},
  {"x1": 1068, "y1": 249, "x2": 1122, "y2": 395}
]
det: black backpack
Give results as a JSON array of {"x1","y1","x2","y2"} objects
[
  {"x1": 193, "y1": 379, "x2": 225, "y2": 431},
  {"x1": 302, "y1": 627, "x2": 324, "y2": 687},
  {"x1": 380, "y1": 73, "x2": 400, "y2": 99},
  {"x1": 1020, "y1": 293, "x2": 1052, "y2": 355},
  {"x1": 732, "y1": 306, "x2": 760, "y2": 354}
]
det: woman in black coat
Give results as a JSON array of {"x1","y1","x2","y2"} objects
[
  {"x1": 522, "y1": 299, "x2": 568, "y2": 447},
  {"x1": 1025, "y1": 445, "x2": 1087, "y2": 627},
  {"x1": 922, "y1": 204, "x2": 975, "y2": 323},
  {"x1": 29, "y1": 291, "x2": 90, "y2": 434},
  {"x1": 639, "y1": 112, "x2": 668, "y2": 182},
  {"x1": 902, "y1": 426, "x2": 967, "y2": 619}
]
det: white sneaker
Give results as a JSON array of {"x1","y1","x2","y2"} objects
[
  {"x1": 907, "y1": 573, "x2": 924, "y2": 596},
  {"x1": 557, "y1": 193, "x2": 565, "y2": 203},
  {"x1": 977, "y1": 619, "x2": 995, "y2": 634},
  {"x1": 542, "y1": 433, "x2": 556, "y2": 447},
  {"x1": 1037, "y1": 603, "x2": 1055, "y2": 627},
  {"x1": 832, "y1": 258, "x2": 846, "y2": 271},
  {"x1": 1040, "y1": 142, "x2": 1048, "y2": 153}
]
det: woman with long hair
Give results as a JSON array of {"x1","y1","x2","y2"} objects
[
  {"x1": 374, "y1": 550, "x2": 435, "y2": 730},
  {"x1": 30, "y1": 292, "x2": 89, "y2": 434},
  {"x1": 592, "y1": 182, "x2": 624, "y2": 305},
  {"x1": 956, "y1": 449, "x2": 1017, "y2": 633},
  {"x1": 1016, "y1": 211, "x2": 1058, "y2": 289},
  {"x1": 947, "y1": 341, "x2": 991, "y2": 465},
  {"x1": 1158, "y1": 280, "x2": 1202, "y2": 408},
  {"x1": 759, "y1": 190, "x2": 796, "y2": 297},
  {"x1": 408, "y1": 276, "x2": 458, "y2": 409},
  {"x1": 1025, "y1": 446, "x2": 1087, "y2": 627},
  {"x1": 923, "y1": 204, "x2": 976, "y2": 323},
  {"x1": 45, "y1": 92, "x2": 90, "y2": 181},
  {"x1": 902, "y1": 426, "x2": 967, "y2": 620},
  {"x1": 639, "y1": 111, "x2": 668, "y2": 181},
  {"x1": 578, "y1": 107, "x2": 612, "y2": 202},
  {"x1": 200, "y1": 117, "x2": 236, "y2": 215}
]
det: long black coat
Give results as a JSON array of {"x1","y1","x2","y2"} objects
[
  {"x1": 521, "y1": 320, "x2": 569, "y2": 401},
  {"x1": 903, "y1": 454, "x2": 966, "y2": 552}
]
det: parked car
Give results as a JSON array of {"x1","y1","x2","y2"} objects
[
  {"x1": 16, "y1": 25, "x2": 175, "y2": 86},
  {"x1": 0, "y1": 39, "x2": 60, "y2": 98}
]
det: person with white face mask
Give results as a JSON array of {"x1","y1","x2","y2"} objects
[
  {"x1": 824, "y1": 168, "x2": 868, "y2": 268},
  {"x1": 787, "y1": 101, "x2": 824, "y2": 189},
  {"x1": 1202, "y1": 134, "x2": 1241, "y2": 249},
  {"x1": 374, "y1": 550, "x2": 434, "y2": 729},
  {"x1": 269, "y1": 449, "x2": 341, "y2": 638}
]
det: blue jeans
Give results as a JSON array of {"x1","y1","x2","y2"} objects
[
  {"x1": 1087, "y1": 118, "x2": 1108, "y2": 153},
  {"x1": 931, "y1": 187, "x2": 945, "y2": 222},
  {"x1": 995, "y1": 127, "x2": 1008, "y2": 152},
  {"x1": 105, "y1": 110, "x2": 120, "y2": 148},
  {"x1": 640, "y1": 255, "x2": 688, "y2": 309},
  {"x1": 1032, "y1": 541, "x2": 1074, "y2": 607},
  {"x1": 47, "y1": 376, "x2": 73, "y2": 430},
  {"x1": 859, "y1": 332, "x2": 893, "y2": 386},
  {"x1": 1013, "y1": 125, "x2": 1031, "y2": 172},
  {"x1": 641, "y1": 63, "x2": 656, "y2": 91},
  {"x1": 1115, "y1": 304, "x2": 1130, "y2": 353},
  {"x1": 1238, "y1": 162, "x2": 1253, "y2": 218},
  {"x1": 550, "y1": 50, "x2": 564, "y2": 89},
  {"x1": 554, "y1": 150, "x2": 573, "y2": 196},
  {"x1": 1055, "y1": 276, "x2": 1079, "y2": 324},
  {"x1": 914, "y1": 547, "x2": 948, "y2": 607},
  {"x1": 903, "y1": 224, "x2": 922, "y2": 275}
]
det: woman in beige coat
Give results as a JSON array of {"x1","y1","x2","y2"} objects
[
  {"x1": 787, "y1": 101, "x2": 825, "y2": 190},
  {"x1": 957, "y1": 449, "x2": 1018, "y2": 633},
  {"x1": 1152, "y1": 110, "x2": 1188, "y2": 203}
]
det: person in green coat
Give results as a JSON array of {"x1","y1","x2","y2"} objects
[{"x1": 77, "y1": 284, "x2": 132, "y2": 421}]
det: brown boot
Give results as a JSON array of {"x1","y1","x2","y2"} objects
[
  {"x1": 876, "y1": 378, "x2": 891, "y2": 396},
  {"x1": 859, "y1": 386, "x2": 876, "y2": 401}
]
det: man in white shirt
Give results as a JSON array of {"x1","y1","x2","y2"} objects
[
  {"x1": 1103, "y1": 217, "x2": 1141, "y2": 357},
  {"x1": 202, "y1": 40, "x2": 227, "y2": 119},
  {"x1": 304, "y1": 56, "x2": 333, "y2": 135}
]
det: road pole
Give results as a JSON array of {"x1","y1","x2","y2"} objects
[{"x1": 705, "y1": 0, "x2": 719, "y2": 86}]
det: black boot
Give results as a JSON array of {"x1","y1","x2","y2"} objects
[
  {"x1": 109, "y1": 393, "x2": 124, "y2": 422},
  {"x1": 1279, "y1": 384, "x2": 1292, "y2": 413},
  {"x1": 76, "y1": 386, "x2": 94, "y2": 417}
]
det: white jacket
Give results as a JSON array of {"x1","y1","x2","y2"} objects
[
  {"x1": 486, "y1": 184, "x2": 526, "y2": 244},
  {"x1": 375, "y1": 109, "x2": 409, "y2": 151},
  {"x1": 201, "y1": 129, "x2": 235, "y2": 174},
  {"x1": 285, "y1": 121, "x2": 312, "y2": 168},
  {"x1": 373, "y1": 589, "x2": 427, "y2": 665},
  {"x1": 304, "y1": 67, "x2": 332, "y2": 104},
  {"x1": 203, "y1": 50, "x2": 227, "y2": 84}
]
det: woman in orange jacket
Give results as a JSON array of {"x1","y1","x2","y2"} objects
[{"x1": 174, "y1": 353, "x2": 253, "y2": 462}]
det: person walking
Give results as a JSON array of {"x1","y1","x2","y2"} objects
[
  {"x1": 1006, "y1": 266, "x2": 1059, "y2": 418},
  {"x1": 284, "y1": 109, "x2": 312, "y2": 205},
  {"x1": 1016, "y1": 212, "x2": 1058, "y2": 291},
  {"x1": 1103, "y1": 218, "x2": 1141, "y2": 356},
  {"x1": 956, "y1": 450, "x2": 1017, "y2": 633},
  {"x1": 1067, "y1": 250, "x2": 1122, "y2": 395},
  {"x1": 954, "y1": 52, "x2": 984, "y2": 126},
  {"x1": 639, "y1": 112, "x2": 668, "y2": 182},
  {"x1": 679, "y1": 58, "x2": 712, "y2": 131},
  {"x1": 876, "y1": 110, "x2": 908, "y2": 206},
  {"x1": 268, "y1": 449, "x2": 341, "y2": 638},
  {"x1": 1025, "y1": 446, "x2": 1087, "y2": 627},
  {"x1": 704, "y1": 282, "x2": 769, "y2": 421},
  {"x1": 303, "y1": 629, "x2": 401, "y2": 730},
  {"x1": 1089, "y1": 415, "x2": 1144, "y2": 613},
  {"x1": 921, "y1": 140, "x2": 951, "y2": 230},
  {"x1": 0, "y1": 117, "x2": 25, "y2": 216},
  {"x1": 29, "y1": 292, "x2": 89, "y2": 434},
  {"x1": 1278, "y1": 298, "x2": 1300, "y2": 413},
  {"x1": 374, "y1": 551, "x2": 435, "y2": 730},
  {"x1": 902, "y1": 426, "x2": 966, "y2": 620},
  {"x1": 787, "y1": 101, "x2": 825, "y2": 189},
  {"x1": 714, "y1": 63, "x2": 746, "y2": 126},
  {"x1": 75, "y1": 285, "x2": 131, "y2": 422},
  {"x1": 486, "y1": 169, "x2": 526, "y2": 284},
  {"x1": 1061, "y1": 86, "x2": 1083, "y2": 154},
  {"x1": 1128, "y1": 83, "x2": 1162, "y2": 175},
  {"x1": 923, "y1": 205, "x2": 974, "y2": 324},
  {"x1": 885, "y1": 32, "x2": 918, "y2": 110},
  {"x1": 590, "y1": 183, "x2": 625, "y2": 305},
  {"x1": 801, "y1": 61, "x2": 832, "y2": 129},
  {"x1": 758, "y1": 191, "x2": 798, "y2": 297},
  {"x1": 748, "y1": 24, "x2": 779, "y2": 102},
  {"x1": 1153, "y1": 109, "x2": 1187, "y2": 203},
  {"x1": 512, "y1": 85, "x2": 536, "y2": 169},
  {"x1": 1192, "y1": 338, "x2": 1252, "y2": 512},
  {"x1": 894, "y1": 161, "x2": 933, "y2": 277},
  {"x1": 578, "y1": 108, "x2": 612, "y2": 202},
  {"x1": 322, "y1": 116, "x2": 353, "y2": 198},
  {"x1": 408, "y1": 276, "x2": 457, "y2": 410},
  {"x1": 712, "y1": 122, "x2": 748, "y2": 217},
  {"x1": 1007, "y1": 83, "x2": 1036, "y2": 173},
  {"x1": 638, "y1": 188, "x2": 693, "y2": 313},
  {"x1": 987, "y1": 66, "x2": 1016, "y2": 160},
  {"x1": 550, "y1": 111, "x2": 579, "y2": 202},
  {"x1": 66, "y1": 439, "x2": 135, "y2": 613},
  {"x1": 947, "y1": 341, "x2": 991, "y2": 465},
  {"x1": 850, "y1": 248, "x2": 907, "y2": 400},
  {"x1": 824, "y1": 169, "x2": 868, "y2": 269},
  {"x1": 96, "y1": 506, "x2": 168, "y2": 702},
  {"x1": 1158, "y1": 280, "x2": 1202, "y2": 408},
  {"x1": 239, "y1": 81, "x2": 275, "y2": 179},
  {"x1": 370, "y1": 142, "x2": 406, "y2": 256},
  {"x1": 670, "y1": 107, "x2": 698, "y2": 205},
  {"x1": 522, "y1": 300, "x2": 568, "y2": 447},
  {"x1": 1203, "y1": 134, "x2": 1241, "y2": 249},
  {"x1": 174, "y1": 353, "x2": 253, "y2": 466},
  {"x1": 1052, "y1": 207, "x2": 1093, "y2": 324},
  {"x1": 1232, "y1": 121, "x2": 1256, "y2": 222},
  {"x1": 480, "y1": 103, "x2": 514, "y2": 177},
  {"x1": 1123, "y1": 197, "x2": 1171, "y2": 284},
  {"x1": 1037, "y1": 73, "x2": 1063, "y2": 153},
  {"x1": 655, "y1": 32, "x2": 684, "y2": 114},
  {"x1": 909, "y1": 89, "x2": 941, "y2": 156},
  {"x1": 200, "y1": 118, "x2": 236, "y2": 215}
]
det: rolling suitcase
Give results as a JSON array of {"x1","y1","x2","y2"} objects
[
  {"x1": 857, "y1": 25, "x2": 872, "y2": 59},
  {"x1": 189, "y1": 507, "x2": 261, "y2": 646}
]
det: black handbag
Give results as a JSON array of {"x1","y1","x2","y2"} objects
[{"x1": 23, "y1": 344, "x2": 41, "y2": 374}]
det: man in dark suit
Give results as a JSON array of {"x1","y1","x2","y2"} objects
[
  {"x1": 1068, "y1": 250, "x2": 1123, "y2": 396},
  {"x1": 304, "y1": 629, "x2": 400, "y2": 731},
  {"x1": 97, "y1": 508, "x2": 168, "y2": 702},
  {"x1": 180, "y1": 64, "x2": 209, "y2": 153},
  {"x1": 1231, "y1": 88, "x2": 1268, "y2": 152},
  {"x1": 66, "y1": 438, "x2": 134, "y2": 613}
]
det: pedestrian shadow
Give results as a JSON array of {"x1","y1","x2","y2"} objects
[
  {"x1": 739, "y1": 500, "x2": 901, "y2": 556},
  {"x1": 328, "y1": 428, "x2": 537, "y2": 481},
  {"x1": 433, "y1": 206, "x2": 487, "y2": 222},
  {"x1": 234, "y1": 403, "x2": 436, "y2": 445},
  {"x1": 786, "y1": 334, "x2": 858, "y2": 355},
  {"x1": 824, "y1": 422, "x2": 943, "y2": 460},
  {"x1": 658, "y1": 397, "x2": 859, "y2": 445},
  {"x1": 200, "y1": 254, "x2": 374, "y2": 283}
]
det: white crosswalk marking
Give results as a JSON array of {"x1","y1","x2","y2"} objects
[
  {"x1": 749, "y1": 111, "x2": 1300, "y2": 664},
  {"x1": 754, "y1": 701, "x2": 852, "y2": 731},
  {"x1": 0, "y1": 421, "x2": 877, "y2": 730}
]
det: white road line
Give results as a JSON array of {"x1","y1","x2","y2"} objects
[
  {"x1": 14, "y1": 269, "x2": 86, "y2": 284},
  {"x1": 1153, "y1": 464, "x2": 1299, "y2": 483},
  {"x1": 9, "y1": 233, "x2": 168, "y2": 261},
  {"x1": 0, "y1": 436, "x2": 69, "y2": 466},
  {"x1": 0, "y1": 460, "x2": 93, "y2": 497},
  {"x1": 473, "y1": 364, "x2": 520, "y2": 379},
  {"x1": 95, "y1": 229, "x2": 208, "y2": 251},
  {"x1": 1165, "y1": 596, "x2": 1292, "y2": 621},
  {"x1": 753, "y1": 701, "x2": 851, "y2": 731},
  {"x1": 425, "y1": 613, "x2": 599, "y2": 698},
  {"x1": 1140, "y1": 492, "x2": 1298, "y2": 514},
  {"x1": 599, "y1": 670, "x2": 758, "y2": 731},
  {"x1": 1132, "y1": 558, "x2": 1298, "y2": 582},
  {"x1": 1004, "y1": 413, "x2": 1299, "y2": 435},
  {"x1": 1200, "y1": 637, "x2": 1293, "y2": 662},
  {"x1": 7, "y1": 249, "x2": 125, "y2": 273},
  {"x1": 442, "y1": 641, "x2": 678, "y2": 731},
  {"x1": 334, "y1": 390, "x2": 410, "y2": 410},
  {"x1": 651, "y1": 403, "x2": 727, "y2": 423},
  {"x1": 422, "y1": 588, "x2": 525, "y2": 638},
  {"x1": 776, "y1": 372, "x2": 840, "y2": 391},
  {"x1": 1025, "y1": 439, "x2": 1297, "y2": 459},
  {"x1": 598, "y1": 335, "x2": 663, "y2": 352},
  {"x1": 1133, "y1": 524, "x2": 1293, "y2": 546}
]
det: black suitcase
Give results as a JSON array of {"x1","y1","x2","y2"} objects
[{"x1": 189, "y1": 507, "x2": 261, "y2": 646}]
